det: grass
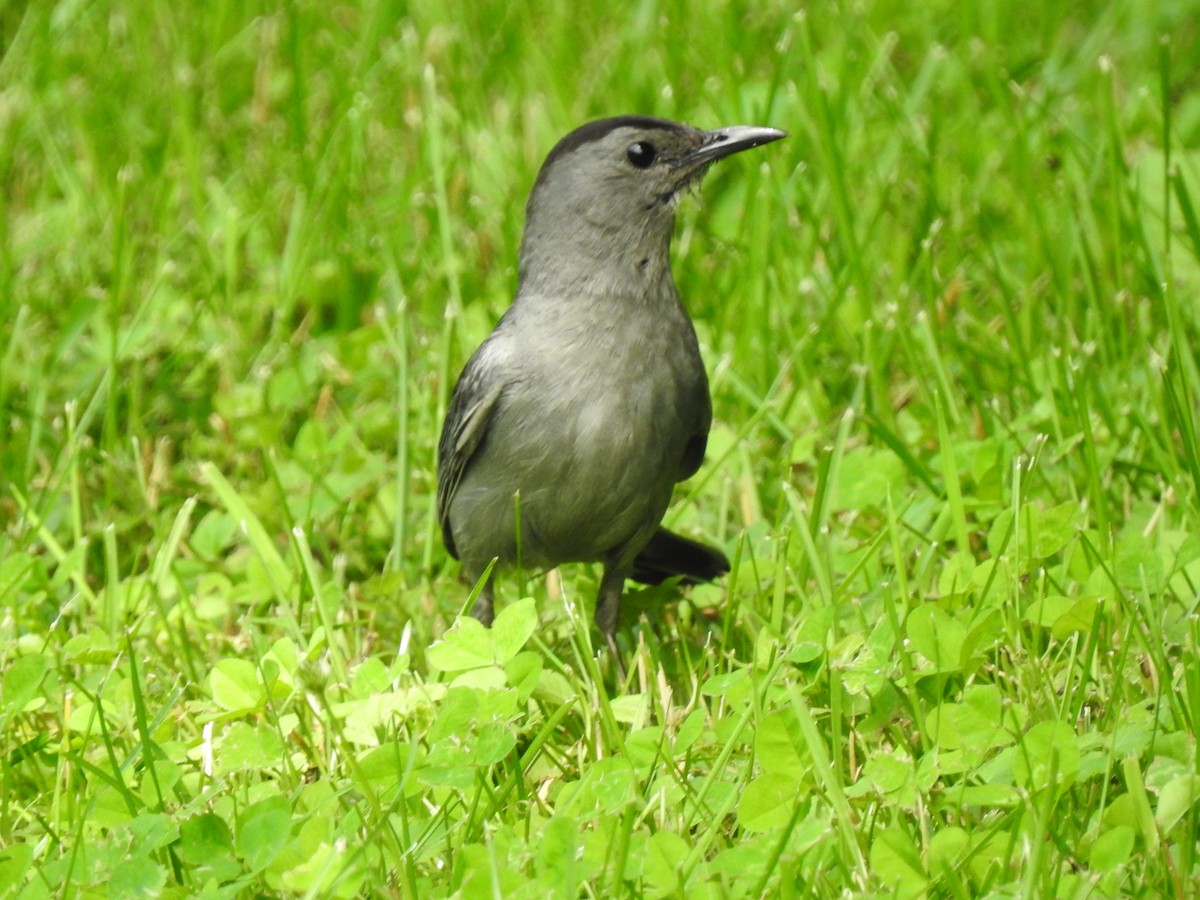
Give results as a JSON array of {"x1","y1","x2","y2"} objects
[{"x1": 2, "y1": 0, "x2": 1200, "y2": 895}]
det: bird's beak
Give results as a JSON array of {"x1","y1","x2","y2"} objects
[{"x1": 686, "y1": 125, "x2": 788, "y2": 166}]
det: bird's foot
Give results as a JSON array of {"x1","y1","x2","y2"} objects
[{"x1": 469, "y1": 595, "x2": 495, "y2": 627}]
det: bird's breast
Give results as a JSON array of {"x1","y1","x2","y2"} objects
[{"x1": 450, "y1": 288, "x2": 709, "y2": 568}]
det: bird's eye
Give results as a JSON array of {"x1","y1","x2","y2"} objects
[{"x1": 626, "y1": 141, "x2": 657, "y2": 168}]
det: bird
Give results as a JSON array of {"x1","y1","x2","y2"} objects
[{"x1": 436, "y1": 114, "x2": 785, "y2": 662}]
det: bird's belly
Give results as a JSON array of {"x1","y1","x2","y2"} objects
[{"x1": 450, "y1": 375, "x2": 693, "y2": 570}]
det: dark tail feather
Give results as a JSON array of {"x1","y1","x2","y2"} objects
[{"x1": 630, "y1": 528, "x2": 730, "y2": 586}]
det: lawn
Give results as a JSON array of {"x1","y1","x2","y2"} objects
[{"x1": 2, "y1": 0, "x2": 1200, "y2": 896}]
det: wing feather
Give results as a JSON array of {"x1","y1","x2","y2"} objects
[{"x1": 436, "y1": 354, "x2": 507, "y2": 558}]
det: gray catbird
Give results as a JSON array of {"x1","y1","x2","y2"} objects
[{"x1": 437, "y1": 115, "x2": 785, "y2": 658}]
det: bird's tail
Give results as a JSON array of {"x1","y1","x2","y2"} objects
[{"x1": 630, "y1": 528, "x2": 730, "y2": 586}]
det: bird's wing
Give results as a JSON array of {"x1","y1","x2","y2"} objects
[
  {"x1": 677, "y1": 390, "x2": 712, "y2": 481},
  {"x1": 678, "y1": 432, "x2": 708, "y2": 481},
  {"x1": 436, "y1": 353, "x2": 507, "y2": 559}
]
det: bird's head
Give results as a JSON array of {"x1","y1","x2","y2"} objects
[{"x1": 517, "y1": 116, "x2": 786, "y2": 295}]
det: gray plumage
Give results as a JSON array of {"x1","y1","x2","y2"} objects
[{"x1": 437, "y1": 115, "x2": 785, "y2": 657}]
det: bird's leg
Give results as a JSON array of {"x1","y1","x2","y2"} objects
[
  {"x1": 468, "y1": 576, "x2": 496, "y2": 627},
  {"x1": 595, "y1": 564, "x2": 629, "y2": 677}
]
